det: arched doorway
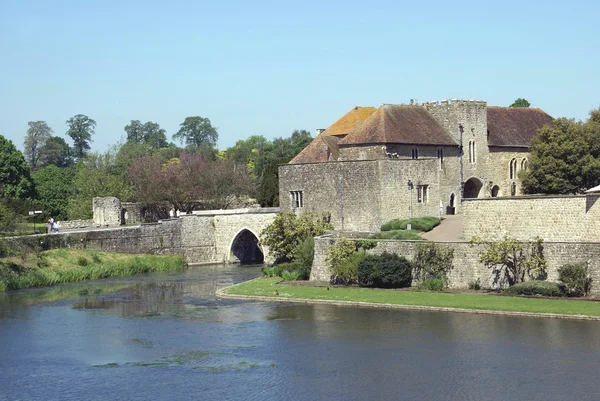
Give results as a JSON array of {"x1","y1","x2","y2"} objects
[
  {"x1": 447, "y1": 193, "x2": 456, "y2": 215},
  {"x1": 229, "y1": 228, "x2": 264, "y2": 264},
  {"x1": 463, "y1": 178, "x2": 483, "y2": 199},
  {"x1": 491, "y1": 185, "x2": 500, "y2": 197},
  {"x1": 121, "y1": 208, "x2": 128, "y2": 225}
]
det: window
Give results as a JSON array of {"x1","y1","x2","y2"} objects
[
  {"x1": 437, "y1": 148, "x2": 444, "y2": 169},
  {"x1": 509, "y1": 158, "x2": 517, "y2": 179},
  {"x1": 417, "y1": 185, "x2": 428, "y2": 203},
  {"x1": 468, "y1": 141, "x2": 476, "y2": 164},
  {"x1": 411, "y1": 147, "x2": 419, "y2": 159},
  {"x1": 521, "y1": 158, "x2": 528, "y2": 171},
  {"x1": 290, "y1": 191, "x2": 303, "y2": 208}
]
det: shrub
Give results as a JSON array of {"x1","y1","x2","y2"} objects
[
  {"x1": 326, "y1": 238, "x2": 359, "y2": 284},
  {"x1": 472, "y1": 236, "x2": 547, "y2": 286},
  {"x1": 261, "y1": 266, "x2": 276, "y2": 277},
  {"x1": 292, "y1": 236, "x2": 314, "y2": 280},
  {"x1": 468, "y1": 278, "x2": 481, "y2": 290},
  {"x1": 77, "y1": 257, "x2": 89, "y2": 267},
  {"x1": 504, "y1": 280, "x2": 563, "y2": 297},
  {"x1": 380, "y1": 217, "x2": 440, "y2": 232},
  {"x1": 369, "y1": 230, "x2": 424, "y2": 240},
  {"x1": 413, "y1": 242, "x2": 454, "y2": 285},
  {"x1": 281, "y1": 270, "x2": 301, "y2": 281},
  {"x1": 91, "y1": 253, "x2": 102, "y2": 263},
  {"x1": 419, "y1": 277, "x2": 444, "y2": 291},
  {"x1": 274, "y1": 261, "x2": 311, "y2": 280},
  {"x1": 357, "y1": 252, "x2": 412, "y2": 288},
  {"x1": 260, "y1": 212, "x2": 333, "y2": 263},
  {"x1": 558, "y1": 263, "x2": 592, "y2": 297}
]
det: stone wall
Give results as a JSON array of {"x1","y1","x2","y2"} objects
[
  {"x1": 462, "y1": 195, "x2": 600, "y2": 242},
  {"x1": 311, "y1": 234, "x2": 600, "y2": 293},
  {"x1": 121, "y1": 202, "x2": 145, "y2": 224},
  {"x1": 59, "y1": 219, "x2": 94, "y2": 230},
  {"x1": 93, "y1": 197, "x2": 122, "y2": 227}
]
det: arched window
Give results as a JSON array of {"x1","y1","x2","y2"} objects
[
  {"x1": 521, "y1": 158, "x2": 528, "y2": 171},
  {"x1": 467, "y1": 141, "x2": 476, "y2": 164},
  {"x1": 509, "y1": 158, "x2": 517, "y2": 179},
  {"x1": 411, "y1": 148, "x2": 419, "y2": 159},
  {"x1": 437, "y1": 148, "x2": 444, "y2": 169}
]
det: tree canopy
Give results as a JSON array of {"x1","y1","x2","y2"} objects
[
  {"x1": 172, "y1": 116, "x2": 218, "y2": 149},
  {"x1": 24, "y1": 121, "x2": 53, "y2": 170},
  {"x1": 38, "y1": 136, "x2": 72, "y2": 168},
  {"x1": 66, "y1": 114, "x2": 96, "y2": 159},
  {"x1": 510, "y1": 98, "x2": 531, "y2": 107},
  {"x1": 0, "y1": 135, "x2": 35, "y2": 200},
  {"x1": 32, "y1": 165, "x2": 75, "y2": 220},
  {"x1": 124, "y1": 120, "x2": 169, "y2": 149},
  {"x1": 521, "y1": 107, "x2": 600, "y2": 194}
]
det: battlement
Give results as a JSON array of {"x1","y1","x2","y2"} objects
[{"x1": 423, "y1": 99, "x2": 487, "y2": 107}]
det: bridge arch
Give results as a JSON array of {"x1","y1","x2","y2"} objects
[{"x1": 228, "y1": 227, "x2": 265, "y2": 264}]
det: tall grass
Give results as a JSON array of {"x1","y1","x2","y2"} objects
[
  {"x1": 0, "y1": 249, "x2": 184, "y2": 291},
  {"x1": 370, "y1": 230, "x2": 424, "y2": 240},
  {"x1": 380, "y1": 217, "x2": 441, "y2": 232}
]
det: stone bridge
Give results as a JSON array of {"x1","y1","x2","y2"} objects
[{"x1": 180, "y1": 208, "x2": 279, "y2": 264}]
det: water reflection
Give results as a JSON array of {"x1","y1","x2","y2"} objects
[{"x1": 1, "y1": 265, "x2": 600, "y2": 401}]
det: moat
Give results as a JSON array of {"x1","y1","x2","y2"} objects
[{"x1": 1, "y1": 265, "x2": 600, "y2": 401}]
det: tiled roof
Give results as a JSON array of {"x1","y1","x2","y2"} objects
[
  {"x1": 339, "y1": 104, "x2": 457, "y2": 146},
  {"x1": 487, "y1": 107, "x2": 553, "y2": 147},
  {"x1": 288, "y1": 135, "x2": 339, "y2": 164},
  {"x1": 321, "y1": 106, "x2": 377, "y2": 137}
]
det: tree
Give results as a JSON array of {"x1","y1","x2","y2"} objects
[
  {"x1": 66, "y1": 114, "x2": 96, "y2": 159},
  {"x1": 33, "y1": 165, "x2": 75, "y2": 220},
  {"x1": 260, "y1": 212, "x2": 333, "y2": 263},
  {"x1": 0, "y1": 135, "x2": 35, "y2": 200},
  {"x1": 471, "y1": 236, "x2": 546, "y2": 286},
  {"x1": 172, "y1": 116, "x2": 218, "y2": 149},
  {"x1": 521, "y1": 109, "x2": 600, "y2": 194},
  {"x1": 124, "y1": 120, "x2": 169, "y2": 150},
  {"x1": 510, "y1": 98, "x2": 531, "y2": 107},
  {"x1": 24, "y1": 121, "x2": 53, "y2": 170},
  {"x1": 67, "y1": 151, "x2": 133, "y2": 219},
  {"x1": 38, "y1": 136, "x2": 72, "y2": 168}
]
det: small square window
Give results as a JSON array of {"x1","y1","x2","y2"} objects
[{"x1": 417, "y1": 185, "x2": 428, "y2": 203}]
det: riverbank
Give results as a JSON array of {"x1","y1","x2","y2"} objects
[
  {"x1": 0, "y1": 249, "x2": 185, "y2": 291},
  {"x1": 219, "y1": 277, "x2": 600, "y2": 320}
]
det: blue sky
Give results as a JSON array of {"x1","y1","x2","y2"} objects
[{"x1": 1, "y1": 0, "x2": 598, "y2": 152}]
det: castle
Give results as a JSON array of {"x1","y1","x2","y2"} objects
[{"x1": 279, "y1": 99, "x2": 553, "y2": 232}]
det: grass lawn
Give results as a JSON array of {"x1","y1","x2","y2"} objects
[
  {"x1": 0, "y1": 249, "x2": 184, "y2": 291},
  {"x1": 224, "y1": 277, "x2": 600, "y2": 318}
]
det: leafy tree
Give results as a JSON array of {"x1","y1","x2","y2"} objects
[
  {"x1": 128, "y1": 153, "x2": 253, "y2": 214},
  {"x1": 67, "y1": 151, "x2": 133, "y2": 219},
  {"x1": 260, "y1": 212, "x2": 333, "y2": 263},
  {"x1": 257, "y1": 160, "x2": 282, "y2": 206},
  {"x1": 521, "y1": 110, "x2": 600, "y2": 194},
  {"x1": 413, "y1": 242, "x2": 454, "y2": 286},
  {"x1": 124, "y1": 120, "x2": 169, "y2": 149},
  {"x1": 24, "y1": 121, "x2": 53, "y2": 170},
  {"x1": 471, "y1": 236, "x2": 546, "y2": 287},
  {"x1": 172, "y1": 116, "x2": 218, "y2": 150},
  {"x1": 38, "y1": 136, "x2": 72, "y2": 168},
  {"x1": 32, "y1": 165, "x2": 75, "y2": 220},
  {"x1": 0, "y1": 135, "x2": 35, "y2": 200},
  {"x1": 510, "y1": 98, "x2": 531, "y2": 107},
  {"x1": 66, "y1": 114, "x2": 96, "y2": 159}
]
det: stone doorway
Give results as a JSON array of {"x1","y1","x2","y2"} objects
[{"x1": 463, "y1": 178, "x2": 483, "y2": 199}]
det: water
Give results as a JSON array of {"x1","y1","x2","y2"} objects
[{"x1": 1, "y1": 265, "x2": 600, "y2": 401}]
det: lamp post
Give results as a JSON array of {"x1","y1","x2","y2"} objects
[{"x1": 407, "y1": 180, "x2": 413, "y2": 231}]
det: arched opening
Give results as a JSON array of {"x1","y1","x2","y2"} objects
[
  {"x1": 121, "y1": 208, "x2": 128, "y2": 225},
  {"x1": 491, "y1": 185, "x2": 500, "y2": 197},
  {"x1": 463, "y1": 177, "x2": 483, "y2": 199},
  {"x1": 229, "y1": 228, "x2": 264, "y2": 264},
  {"x1": 511, "y1": 182, "x2": 517, "y2": 196}
]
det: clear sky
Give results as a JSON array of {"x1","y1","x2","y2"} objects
[{"x1": 1, "y1": 0, "x2": 598, "y2": 153}]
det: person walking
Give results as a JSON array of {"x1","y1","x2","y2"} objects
[{"x1": 48, "y1": 217, "x2": 54, "y2": 234}]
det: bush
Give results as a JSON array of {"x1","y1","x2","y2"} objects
[
  {"x1": 327, "y1": 238, "x2": 359, "y2": 284},
  {"x1": 413, "y1": 242, "x2": 454, "y2": 285},
  {"x1": 292, "y1": 236, "x2": 314, "y2": 280},
  {"x1": 77, "y1": 257, "x2": 89, "y2": 267},
  {"x1": 261, "y1": 266, "x2": 276, "y2": 277},
  {"x1": 504, "y1": 280, "x2": 563, "y2": 297},
  {"x1": 419, "y1": 277, "x2": 444, "y2": 291},
  {"x1": 380, "y1": 217, "x2": 440, "y2": 232},
  {"x1": 468, "y1": 278, "x2": 481, "y2": 290},
  {"x1": 369, "y1": 230, "x2": 424, "y2": 240},
  {"x1": 357, "y1": 252, "x2": 412, "y2": 288},
  {"x1": 274, "y1": 261, "x2": 311, "y2": 280},
  {"x1": 91, "y1": 253, "x2": 102, "y2": 264},
  {"x1": 281, "y1": 270, "x2": 301, "y2": 281},
  {"x1": 558, "y1": 263, "x2": 592, "y2": 297}
]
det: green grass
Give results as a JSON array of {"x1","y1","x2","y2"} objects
[
  {"x1": 380, "y1": 217, "x2": 441, "y2": 232},
  {"x1": 369, "y1": 230, "x2": 424, "y2": 240},
  {"x1": 224, "y1": 278, "x2": 600, "y2": 317},
  {"x1": 0, "y1": 249, "x2": 185, "y2": 291}
]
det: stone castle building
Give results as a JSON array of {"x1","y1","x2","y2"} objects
[{"x1": 279, "y1": 99, "x2": 553, "y2": 231}]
